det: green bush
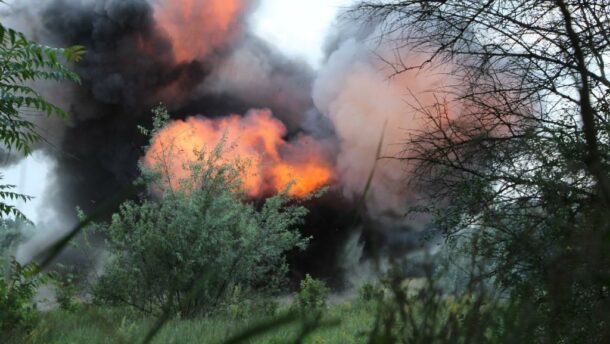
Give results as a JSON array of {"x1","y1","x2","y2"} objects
[
  {"x1": 295, "y1": 274, "x2": 329, "y2": 311},
  {"x1": 53, "y1": 275, "x2": 80, "y2": 313},
  {"x1": 0, "y1": 258, "x2": 48, "y2": 337},
  {"x1": 358, "y1": 282, "x2": 383, "y2": 303},
  {"x1": 91, "y1": 107, "x2": 310, "y2": 317}
]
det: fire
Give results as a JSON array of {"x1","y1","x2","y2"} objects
[
  {"x1": 153, "y1": 0, "x2": 248, "y2": 63},
  {"x1": 143, "y1": 109, "x2": 333, "y2": 198}
]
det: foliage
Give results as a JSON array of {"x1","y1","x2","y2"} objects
[
  {"x1": 0, "y1": 175, "x2": 33, "y2": 222},
  {"x1": 365, "y1": 263, "x2": 539, "y2": 344},
  {"x1": 52, "y1": 272, "x2": 80, "y2": 313},
  {"x1": 357, "y1": 282, "x2": 383, "y2": 303},
  {"x1": 356, "y1": 1, "x2": 610, "y2": 342},
  {"x1": 295, "y1": 274, "x2": 329, "y2": 312},
  {"x1": 0, "y1": 218, "x2": 28, "y2": 254},
  {"x1": 0, "y1": 21, "x2": 83, "y2": 220},
  {"x1": 8, "y1": 302, "x2": 371, "y2": 344},
  {"x1": 0, "y1": 23, "x2": 83, "y2": 154},
  {"x1": 0, "y1": 208, "x2": 41, "y2": 340},
  {"x1": 0, "y1": 258, "x2": 48, "y2": 338},
  {"x1": 91, "y1": 106, "x2": 310, "y2": 318},
  {"x1": 222, "y1": 285, "x2": 279, "y2": 319}
]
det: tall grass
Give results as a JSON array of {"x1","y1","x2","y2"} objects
[{"x1": 13, "y1": 301, "x2": 375, "y2": 344}]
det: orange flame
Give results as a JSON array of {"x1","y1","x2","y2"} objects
[
  {"x1": 144, "y1": 109, "x2": 333, "y2": 198},
  {"x1": 153, "y1": 0, "x2": 248, "y2": 63}
]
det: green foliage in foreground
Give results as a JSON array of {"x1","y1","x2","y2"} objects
[
  {"x1": 3, "y1": 272, "x2": 543, "y2": 344},
  {"x1": 2, "y1": 243, "x2": 590, "y2": 344},
  {"x1": 0, "y1": 259, "x2": 48, "y2": 339},
  {"x1": 0, "y1": 22, "x2": 83, "y2": 221},
  {"x1": 8, "y1": 301, "x2": 374, "y2": 344},
  {"x1": 0, "y1": 23, "x2": 83, "y2": 155}
]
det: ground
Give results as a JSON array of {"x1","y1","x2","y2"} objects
[{"x1": 13, "y1": 301, "x2": 376, "y2": 344}]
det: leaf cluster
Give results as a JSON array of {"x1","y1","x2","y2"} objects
[
  {"x1": 0, "y1": 23, "x2": 83, "y2": 154},
  {"x1": 0, "y1": 23, "x2": 83, "y2": 222},
  {"x1": 0, "y1": 258, "x2": 48, "y2": 338}
]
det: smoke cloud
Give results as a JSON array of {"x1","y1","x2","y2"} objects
[
  {"x1": 313, "y1": 34, "x2": 449, "y2": 219},
  {"x1": 2, "y1": 0, "x2": 446, "y2": 282}
]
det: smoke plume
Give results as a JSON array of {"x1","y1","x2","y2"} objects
[
  {"x1": 313, "y1": 37, "x2": 449, "y2": 218},
  {"x1": 2, "y1": 0, "x2": 447, "y2": 283}
]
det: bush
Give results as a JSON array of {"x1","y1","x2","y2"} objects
[
  {"x1": 0, "y1": 258, "x2": 48, "y2": 337},
  {"x1": 53, "y1": 274, "x2": 80, "y2": 313},
  {"x1": 358, "y1": 282, "x2": 383, "y2": 303},
  {"x1": 92, "y1": 107, "x2": 310, "y2": 317},
  {"x1": 295, "y1": 274, "x2": 329, "y2": 311}
]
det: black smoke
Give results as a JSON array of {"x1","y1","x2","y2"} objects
[
  {"x1": 26, "y1": 0, "x2": 322, "y2": 213},
  {"x1": 4, "y1": 0, "x2": 361, "y2": 285},
  {"x1": 4, "y1": 0, "x2": 436, "y2": 289}
]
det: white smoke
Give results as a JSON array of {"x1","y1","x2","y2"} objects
[{"x1": 313, "y1": 30, "x2": 450, "y2": 218}]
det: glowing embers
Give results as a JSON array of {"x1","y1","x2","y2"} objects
[{"x1": 144, "y1": 109, "x2": 333, "y2": 198}]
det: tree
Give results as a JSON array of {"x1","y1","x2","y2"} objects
[
  {"x1": 0, "y1": 20, "x2": 83, "y2": 339},
  {"x1": 92, "y1": 107, "x2": 310, "y2": 317},
  {"x1": 356, "y1": 1, "x2": 610, "y2": 341},
  {"x1": 0, "y1": 22, "x2": 83, "y2": 220}
]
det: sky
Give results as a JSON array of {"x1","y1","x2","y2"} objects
[
  {"x1": 251, "y1": 0, "x2": 354, "y2": 66},
  {"x1": 3, "y1": 153, "x2": 54, "y2": 224},
  {"x1": 2, "y1": 0, "x2": 354, "y2": 224}
]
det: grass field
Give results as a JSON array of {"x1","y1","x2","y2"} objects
[{"x1": 13, "y1": 301, "x2": 376, "y2": 344}]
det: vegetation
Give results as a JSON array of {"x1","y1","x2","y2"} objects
[
  {"x1": 5, "y1": 302, "x2": 374, "y2": 344},
  {"x1": 0, "y1": 19, "x2": 82, "y2": 341},
  {"x1": 356, "y1": 0, "x2": 610, "y2": 342},
  {"x1": 3, "y1": 0, "x2": 610, "y2": 343},
  {"x1": 91, "y1": 107, "x2": 310, "y2": 317},
  {"x1": 295, "y1": 274, "x2": 330, "y2": 312},
  {"x1": 0, "y1": 22, "x2": 83, "y2": 220},
  {"x1": 52, "y1": 272, "x2": 80, "y2": 313},
  {"x1": 0, "y1": 258, "x2": 49, "y2": 339},
  {"x1": 0, "y1": 218, "x2": 26, "y2": 253}
]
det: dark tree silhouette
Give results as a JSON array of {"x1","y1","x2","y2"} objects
[{"x1": 355, "y1": 1, "x2": 610, "y2": 341}]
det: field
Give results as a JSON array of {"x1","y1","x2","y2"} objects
[{"x1": 14, "y1": 301, "x2": 375, "y2": 344}]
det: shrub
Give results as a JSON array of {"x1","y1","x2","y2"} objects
[
  {"x1": 359, "y1": 259, "x2": 547, "y2": 344},
  {"x1": 53, "y1": 274, "x2": 80, "y2": 313},
  {"x1": 0, "y1": 258, "x2": 48, "y2": 337},
  {"x1": 295, "y1": 274, "x2": 329, "y2": 311},
  {"x1": 358, "y1": 282, "x2": 383, "y2": 303},
  {"x1": 92, "y1": 107, "x2": 310, "y2": 317}
]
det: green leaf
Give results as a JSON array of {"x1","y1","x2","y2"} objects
[{"x1": 0, "y1": 24, "x2": 83, "y2": 222}]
